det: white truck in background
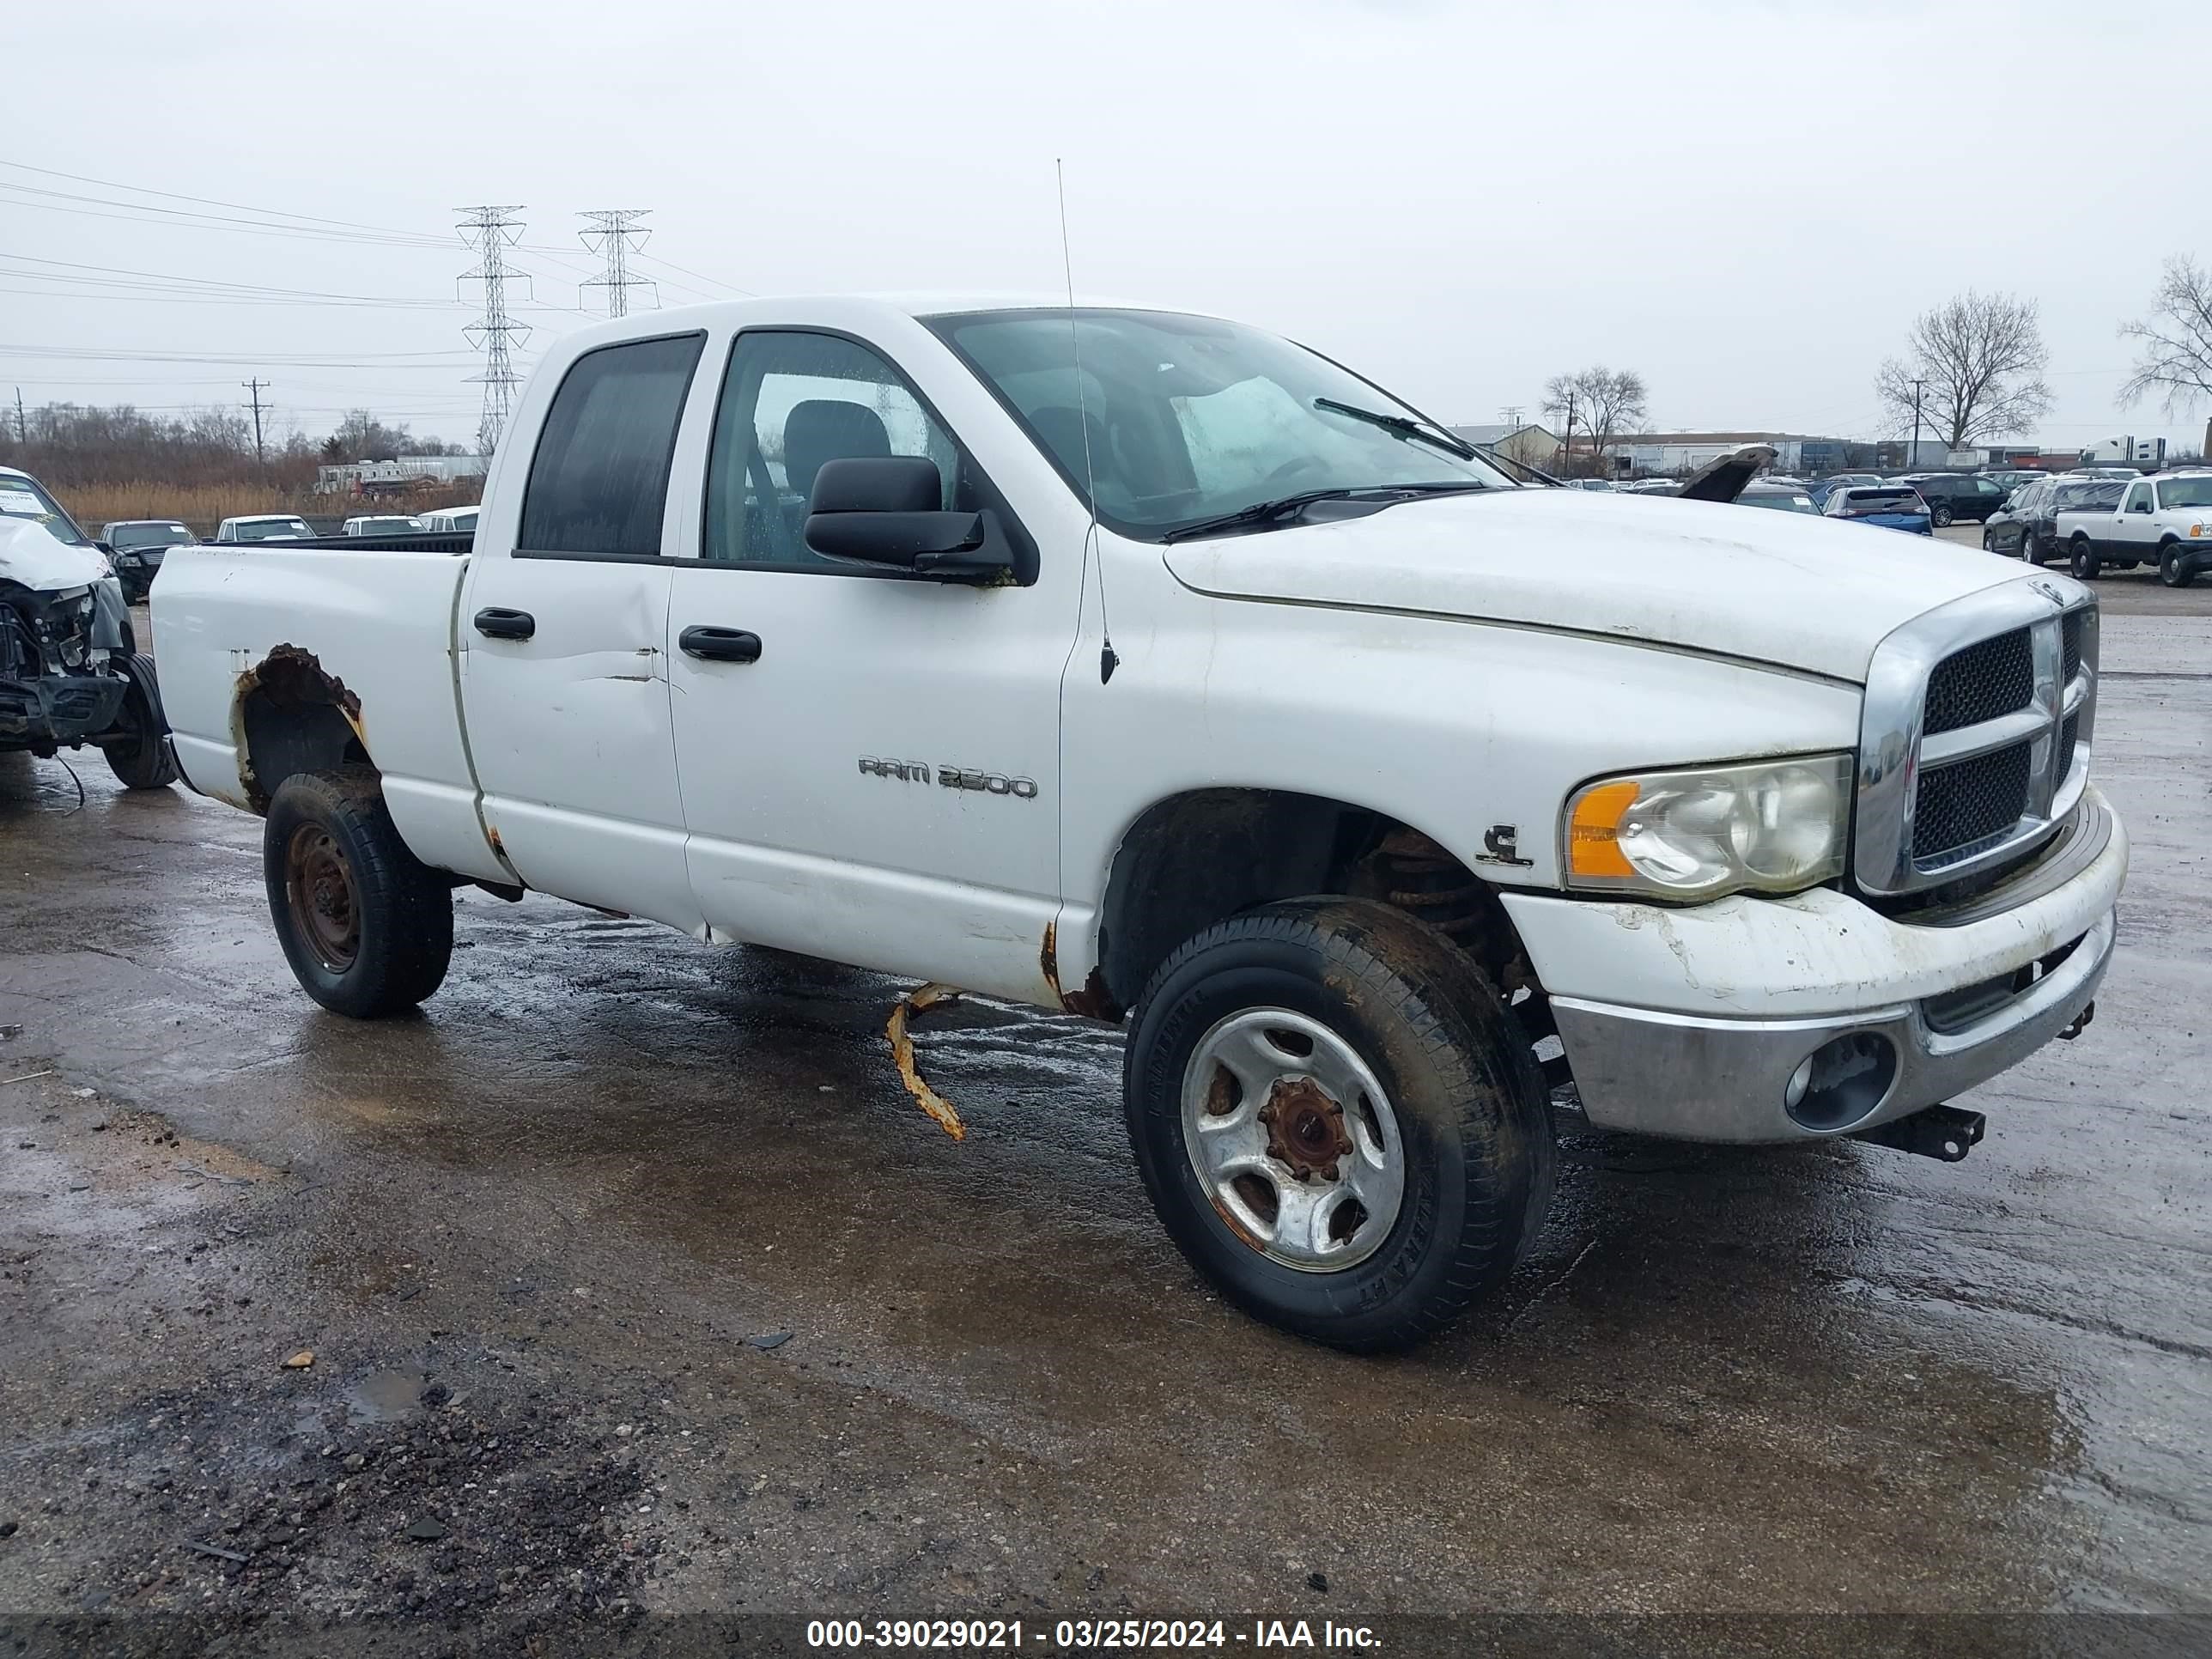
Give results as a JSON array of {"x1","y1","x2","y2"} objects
[
  {"x1": 149, "y1": 297, "x2": 2124, "y2": 1351},
  {"x1": 2056, "y1": 468, "x2": 2212, "y2": 586}
]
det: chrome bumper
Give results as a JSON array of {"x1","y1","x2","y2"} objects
[{"x1": 1550, "y1": 908, "x2": 2115, "y2": 1143}]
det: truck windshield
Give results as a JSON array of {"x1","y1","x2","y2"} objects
[
  {"x1": 927, "y1": 307, "x2": 1510, "y2": 540},
  {"x1": 0, "y1": 475, "x2": 91, "y2": 545},
  {"x1": 2157, "y1": 477, "x2": 2212, "y2": 508},
  {"x1": 236, "y1": 520, "x2": 311, "y2": 540},
  {"x1": 110, "y1": 523, "x2": 192, "y2": 549}
]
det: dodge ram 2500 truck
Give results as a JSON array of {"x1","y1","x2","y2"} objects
[
  {"x1": 149, "y1": 298, "x2": 2124, "y2": 1351},
  {"x1": 2056, "y1": 467, "x2": 2212, "y2": 586}
]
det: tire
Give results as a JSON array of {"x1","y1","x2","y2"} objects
[
  {"x1": 2161, "y1": 544, "x2": 2197, "y2": 588},
  {"x1": 101, "y1": 653, "x2": 179, "y2": 791},
  {"x1": 263, "y1": 766, "x2": 453, "y2": 1018},
  {"x1": 1123, "y1": 897, "x2": 1553, "y2": 1352},
  {"x1": 1981, "y1": 527, "x2": 1996, "y2": 552},
  {"x1": 2021, "y1": 530, "x2": 2041, "y2": 564},
  {"x1": 2069, "y1": 539, "x2": 2100, "y2": 580},
  {"x1": 1931, "y1": 503, "x2": 1954, "y2": 527}
]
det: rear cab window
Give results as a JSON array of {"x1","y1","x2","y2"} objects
[{"x1": 518, "y1": 332, "x2": 707, "y2": 559}]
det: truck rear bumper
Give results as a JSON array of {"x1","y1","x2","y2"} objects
[
  {"x1": 0, "y1": 673, "x2": 128, "y2": 748},
  {"x1": 1501, "y1": 788, "x2": 2126, "y2": 1143}
]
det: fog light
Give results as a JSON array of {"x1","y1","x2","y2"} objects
[
  {"x1": 1784, "y1": 1032, "x2": 1899, "y2": 1133},
  {"x1": 1784, "y1": 1056, "x2": 1815, "y2": 1110}
]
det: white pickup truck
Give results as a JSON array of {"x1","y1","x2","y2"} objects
[
  {"x1": 150, "y1": 298, "x2": 2124, "y2": 1350},
  {"x1": 2056, "y1": 467, "x2": 2212, "y2": 586}
]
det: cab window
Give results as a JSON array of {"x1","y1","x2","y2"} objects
[
  {"x1": 518, "y1": 333, "x2": 705, "y2": 558},
  {"x1": 701, "y1": 331, "x2": 979, "y2": 568}
]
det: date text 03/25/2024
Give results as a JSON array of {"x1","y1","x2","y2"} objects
[{"x1": 805, "y1": 1619, "x2": 1382, "y2": 1650}]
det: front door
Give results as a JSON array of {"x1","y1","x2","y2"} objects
[
  {"x1": 2112, "y1": 480, "x2": 2157, "y2": 561},
  {"x1": 665, "y1": 328, "x2": 1071, "y2": 1003},
  {"x1": 460, "y1": 331, "x2": 709, "y2": 929}
]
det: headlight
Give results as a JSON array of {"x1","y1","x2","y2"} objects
[{"x1": 1564, "y1": 754, "x2": 1853, "y2": 899}]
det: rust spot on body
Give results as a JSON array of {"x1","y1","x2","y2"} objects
[
  {"x1": 233, "y1": 643, "x2": 366, "y2": 812},
  {"x1": 1040, "y1": 921, "x2": 1125, "y2": 1023}
]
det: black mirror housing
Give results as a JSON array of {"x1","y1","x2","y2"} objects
[{"x1": 804, "y1": 456, "x2": 1015, "y2": 582}]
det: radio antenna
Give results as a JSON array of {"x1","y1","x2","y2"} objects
[{"x1": 1057, "y1": 158, "x2": 1117, "y2": 684}]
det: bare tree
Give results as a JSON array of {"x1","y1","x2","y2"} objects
[
  {"x1": 1541, "y1": 366, "x2": 1650, "y2": 461},
  {"x1": 1875, "y1": 291, "x2": 2051, "y2": 450},
  {"x1": 2119, "y1": 255, "x2": 2212, "y2": 416}
]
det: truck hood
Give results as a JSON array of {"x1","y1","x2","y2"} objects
[
  {"x1": 0, "y1": 517, "x2": 111, "y2": 592},
  {"x1": 1162, "y1": 489, "x2": 2030, "y2": 683}
]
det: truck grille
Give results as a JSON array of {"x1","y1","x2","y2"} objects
[
  {"x1": 1914, "y1": 744, "x2": 2032, "y2": 858},
  {"x1": 1923, "y1": 628, "x2": 2033, "y2": 735},
  {"x1": 1854, "y1": 585, "x2": 2099, "y2": 897}
]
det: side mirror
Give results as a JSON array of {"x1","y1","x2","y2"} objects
[
  {"x1": 803, "y1": 456, "x2": 1013, "y2": 582},
  {"x1": 94, "y1": 540, "x2": 116, "y2": 556}
]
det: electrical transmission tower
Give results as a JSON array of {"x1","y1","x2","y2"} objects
[
  {"x1": 456, "y1": 205, "x2": 532, "y2": 455},
  {"x1": 578, "y1": 210, "x2": 656, "y2": 319}
]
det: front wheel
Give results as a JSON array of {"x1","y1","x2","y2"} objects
[
  {"x1": 264, "y1": 767, "x2": 453, "y2": 1018},
  {"x1": 101, "y1": 653, "x2": 179, "y2": 791},
  {"x1": 2069, "y1": 540, "x2": 2101, "y2": 580},
  {"x1": 2161, "y1": 545, "x2": 2197, "y2": 588},
  {"x1": 1123, "y1": 898, "x2": 1553, "y2": 1352}
]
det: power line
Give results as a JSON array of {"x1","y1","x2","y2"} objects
[
  {"x1": 578, "y1": 210, "x2": 655, "y2": 319},
  {"x1": 457, "y1": 206, "x2": 532, "y2": 455}
]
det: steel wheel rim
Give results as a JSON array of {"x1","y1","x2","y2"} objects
[
  {"x1": 286, "y1": 823, "x2": 361, "y2": 972},
  {"x1": 1179, "y1": 1007, "x2": 1405, "y2": 1273}
]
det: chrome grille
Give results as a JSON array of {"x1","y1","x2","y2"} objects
[
  {"x1": 1854, "y1": 580, "x2": 2099, "y2": 896},
  {"x1": 1923, "y1": 628, "x2": 2034, "y2": 736},
  {"x1": 1914, "y1": 744, "x2": 2032, "y2": 857}
]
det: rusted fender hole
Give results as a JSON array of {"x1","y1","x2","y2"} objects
[{"x1": 233, "y1": 643, "x2": 367, "y2": 813}]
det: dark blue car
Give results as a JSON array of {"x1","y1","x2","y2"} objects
[{"x1": 1821, "y1": 483, "x2": 1934, "y2": 536}]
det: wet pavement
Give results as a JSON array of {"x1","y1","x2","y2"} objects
[{"x1": 0, "y1": 609, "x2": 2207, "y2": 1650}]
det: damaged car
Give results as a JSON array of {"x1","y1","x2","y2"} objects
[{"x1": 1, "y1": 465, "x2": 179, "y2": 791}]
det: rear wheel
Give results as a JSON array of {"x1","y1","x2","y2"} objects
[
  {"x1": 2021, "y1": 529, "x2": 2042, "y2": 564},
  {"x1": 2069, "y1": 538, "x2": 2100, "y2": 580},
  {"x1": 1931, "y1": 502, "x2": 1954, "y2": 527},
  {"x1": 1123, "y1": 897, "x2": 1553, "y2": 1352},
  {"x1": 101, "y1": 653, "x2": 179, "y2": 791},
  {"x1": 2161, "y1": 544, "x2": 2197, "y2": 588},
  {"x1": 264, "y1": 767, "x2": 453, "y2": 1018}
]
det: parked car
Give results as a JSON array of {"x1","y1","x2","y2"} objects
[
  {"x1": 2014, "y1": 477, "x2": 2126, "y2": 565},
  {"x1": 216, "y1": 514, "x2": 314, "y2": 543},
  {"x1": 1900, "y1": 473, "x2": 2009, "y2": 527},
  {"x1": 341, "y1": 515, "x2": 425, "y2": 538},
  {"x1": 98, "y1": 519, "x2": 195, "y2": 601},
  {"x1": 1566, "y1": 477, "x2": 1616, "y2": 492},
  {"x1": 418, "y1": 505, "x2": 480, "y2": 533},
  {"x1": 1621, "y1": 479, "x2": 1680, "y2": 495},
  {"x1": 150, "y1": 295, "x2": 2120, "y2": 1352},
  {"x1": 1982, "y1": 478, "x2": 2048, "y2": 558},
  {"x1": 1735, "y1": 482, "x2": 1820, "y2": 514},
  {"x1": 2057, "y1": 469, "x2": 2212, "y2": 585},
  {"x1": 1807, "y1": 472, "x2": 1881, "y2": 504},
  {"x1": 1821, "y1": 484, "x2": 1934, "y2": 534},
  {"x1": 1, "y1": 467, "x2": 179, "y2": 790}
]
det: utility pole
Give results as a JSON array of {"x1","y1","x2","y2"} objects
[
  {"x1": 457, "y1": 206, "x2": 532, "y2": 456},
  {"x1": 12, "y1": 386, "x2": 25, "y2": 445},
  {"x1": 1563, "y1": 389, "x2": 1577, "y2": 471},
  {"x1": 578, "y1": 210, "x2": 655, "y2": 319},
  {"x1": 1908, "y1": 377, "x2": 1927, "y2": 469},
  {"x1": 241, "y1": 378, "x2": 269, "y2": 467}
]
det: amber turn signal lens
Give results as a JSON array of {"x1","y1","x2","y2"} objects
[{"x1": 1567, "y1": 780, "x2": 1641, "y2": 878}]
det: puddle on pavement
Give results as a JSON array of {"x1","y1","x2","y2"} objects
[{"x1": 347, "y1": 1367, "x2": 427, "y2": 1423}]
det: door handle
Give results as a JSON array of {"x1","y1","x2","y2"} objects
[
  {"x1": 679, "y1": 625, "x2": 763, "y2": 664},
  {"x1": 473, "y1": 606, "x2": 536, "y2": 641}
]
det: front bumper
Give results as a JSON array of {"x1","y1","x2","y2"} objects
[
  {"x1": 1502, "y1": 788, "x2": 2127, "y2": 1143},
  {"x1": 0, "y1": 673, "x2": 129, "y2": 746}
]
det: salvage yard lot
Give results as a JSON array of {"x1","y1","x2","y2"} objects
[{"x1": 1, "y1": 604, "x2": 2208, "y2": 1648}]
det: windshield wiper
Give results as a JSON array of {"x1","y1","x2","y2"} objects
[
  {"x1": 1311, "y1": 398, "x2": 1478, "y2": 459},
  {"x1": 1161, "y1": 483, "x2": 1492, "y2": 544}
]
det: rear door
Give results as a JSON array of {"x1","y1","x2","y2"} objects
[
  {"x1": 459, "y1": 331, "x2": 709, "y2": 929},
  {"x1": 663, "y1": 326, "x2": 1071, "y2": 1002}
]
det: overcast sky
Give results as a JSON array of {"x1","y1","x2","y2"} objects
[{"x1": 8, "y1": 0, "x2": 2210, "y2": 456}]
